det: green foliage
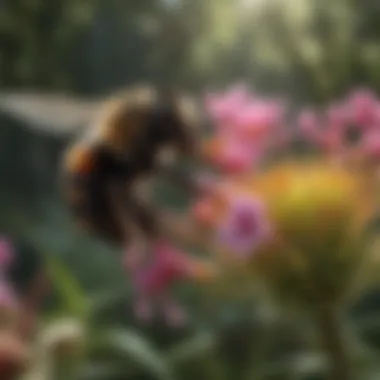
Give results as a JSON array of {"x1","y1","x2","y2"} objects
[
  {"x1": 44, "y1": 253, "x2": 89, "y2": 319},
  {"x1": 99, "y1": 328, "x2": 174, "y2": 380}
]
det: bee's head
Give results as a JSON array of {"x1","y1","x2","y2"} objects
[
  {"x1": 149, "y1": 91, "x2": 201, "y2": 159},
  {"x1": 95, "y1": 86, "x2": 155, "y2": 155},
  {"x1": 95, "y1": 86, "x2": 202, "y2": 162}
]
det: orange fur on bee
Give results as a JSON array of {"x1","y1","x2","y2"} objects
[{"x1": 64, "y1": 144, "x2": 97, "y2": 175}]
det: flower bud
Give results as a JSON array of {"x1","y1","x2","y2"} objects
[
  {"x1": 250, "y1": 161, "x2": 373, "y2": 256},
  {"x1": 39, "y1": 318, "x2": 85, "y2": 359},
  {"x1": 194, "y1": 160, "x2": 376, "y2": 305}
]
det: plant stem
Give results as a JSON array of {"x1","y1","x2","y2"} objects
[{"x1": 316, "y1": 303, "x2": 351, "y2": 380}]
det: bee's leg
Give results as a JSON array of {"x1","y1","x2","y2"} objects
[
  {"x1": 128, "y1": 178, "x2": 162, "y2": 243},
  {"x1": 107, "y1": 183, "x2": 150, "y2": 265},
  {"x1": 128, "y1": 175, "x2": 210, "y2": 250},
  {"x1": 126, "y1": 191, "x2": 209, "y2": 249}
]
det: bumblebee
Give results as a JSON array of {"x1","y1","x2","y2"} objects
[{"x1": 61, "y1": 86, "x2": 201, "y2": 247}]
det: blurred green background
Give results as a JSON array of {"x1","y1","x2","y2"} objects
[{"x1": 2, "y1": 0, "x2": 380, "y2": 379}]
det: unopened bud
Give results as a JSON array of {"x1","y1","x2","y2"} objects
[{"x1": 39, "y1": 318, "x2": 85, "y2": 359}]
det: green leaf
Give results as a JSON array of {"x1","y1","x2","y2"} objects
[
  {"x1": 77, "y1": 363, "x2": 132, "y2": 380},
  {"x1": 45, "y1": 254, "x2": 89, "y2": 318},
  {"x1": 166, "y1": 331, "x2": 216, "y2": 365},
  {"x1": 89, "y1": 285, "x2": 129, "y2": 319},
  {"x1": 101, "y1": 328, "x2": 175, "y2": 380}
]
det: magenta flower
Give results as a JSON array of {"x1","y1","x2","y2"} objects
[
  {"x1": 124, "y1": 242, "x2": 194, "y2": 325},
  {"x1": 132, "y1": 242, "x2": 191, "y2": 297},
  {"x1": 216, "y1": 196, "x2": 271, "y2": 258}
]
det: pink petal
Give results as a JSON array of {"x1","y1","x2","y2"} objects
[
  {"x1": 235, "y1": 105, "x2": 271, "y2": 139},
  {"x1": 217, "y1": 197, "x2": 270, "y2": 257},
  {"x1": 320, "y1": 129, "x2": 344, "y2": 152},
  {"x1": 326, "y1": 103, "x2": 348, "y2": 131},
  {"x1": 361, "y1": 131, "x2": 380, "y2": 159},
  {"x1": 205, "y1": 96, "x2": 242, "y2": 125},
  {"x1": 131, "y1": 242, "x2": 191, "y2": 297},
  {"x1": 204, "y1": 85, "x2": 252, "y2": 126},
  {"x1": 298, "y1": 109, "x2": 320, "y2": 140},
  {"x1": 216, "y1": 142, "x2": 255, "y2": 174},
  {"x1": 347, "y1": 88, "x2": 379, "y2": 128},
  {"x1": 224, "y1": 83, "x2": 251, "y2": 105}
]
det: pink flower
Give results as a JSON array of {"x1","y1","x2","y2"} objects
[
  {"x1": 132, "y1": 242, "x2": 191, "y2": 297},
  {"x1": 235, "y1": 102, "x2": 282, "y2": 141},
  {"x1": 298, "y1": 109, "x2": 320, "y2": 140},
  {"x1": 215, "y1": 140, "x2": 258, "y2": 174},
  {"x1": 360, "y1": 130, "x2": 380, "y2": 159},
  {"x1": 204, "y1": 85, "x2": 287, "y2": 163},
  {"x1": 216, "y1": 196, "x2": 271, "y2": 257},
  {"x1": 125, "y1": 242, "x2": 194, "y2": 326},
  {"x1": 326, "y1": 103, "x2": 348, "y2": 131},
  {"x1": 205, "y1": 84, "x2": 251, "y2": 126},
  {"x1": 127, "y1": 242, "x2": 191, "y2": 297},
  {"x1": 298, "y1": 108, "x2": 346, "y2": 154},
  {"x1": 347, "y1": 89, "x2": 380, "y2": 128},
  {"x1": 225, "y1": 84, "x2": 252, "y2": 105},
  {"x1": 320, "y1": 130, "x2": 343, "y2": 152}
]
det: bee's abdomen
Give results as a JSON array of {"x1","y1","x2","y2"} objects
[
  {"x1": 64, "y1": 172, "x2": 126, "y2": 245},
  {"x1": 62, "y1": 144, "x2": 128, "y2": 245}
]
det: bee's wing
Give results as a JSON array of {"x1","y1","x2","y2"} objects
[{"x1": 0, "y1": 91, "x2": 103, "y2": 137}]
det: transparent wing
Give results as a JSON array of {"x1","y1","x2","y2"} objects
[{"x1": 0, "y1": 91, "x2": 103, "y2": 136}]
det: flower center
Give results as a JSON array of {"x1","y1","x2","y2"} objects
[{"x1": 234, "y1": 211, "x2": 258, "y2": 238}]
